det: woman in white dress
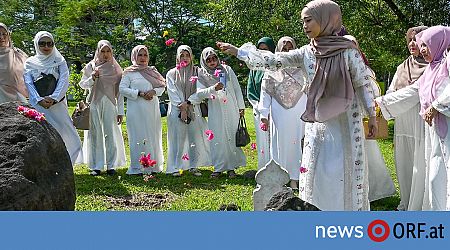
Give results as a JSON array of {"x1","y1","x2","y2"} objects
[
  {"x1": 218, "y1": 0, "x2": 377, "y2": 210},
  {"x1": 0, "y1": 23, "x2": 28, "y2": 103},
  {"x1": 166, "y1": 45, "x2": 211, "y2": 177},
  {"x1": 23, "y1": 31, "x2": 82, "y2": 165},
  {"x1": 343, "y1": 35, "x2": 396, "y2": 202},
  {"x1": 79, "y1": 40, "x2": 126, "y2": 176},
  {"x1": 383, "y1": 26, "x2": 428, "y2": 210},
  {"x1": 197, "y1": 47, "x2": 246, "y2": 178},
  {"x1": 378, "y1": 26, "x2": 450, "y2": 210},
  {"x1": 119, "y1": 45, "x2": 166, "y2": 175},
  {"x1": 258, "y1": 36, "x2": 307, "y2": 189}
]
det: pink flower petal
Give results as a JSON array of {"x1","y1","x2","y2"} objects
[
  {"x1": 250, "y1": 143, "x2": 257, "y2": 150},
  {"x1": 214, "y1": 69, "x2": 221, "y2": 78},
  {"x1": 205, "y1": 130, "x2": 214, "y2": 141},
  {"x1": 182, "y1": 153, "x2": 190, "y2": 161},
  {"x1": 300, "y1": 167, "x2": 308, "y2": 174},
  {"x1": 189, "y1": 76, "x2": 198, "y2": 84},
  {"x1": 259, "y1": 122, "x2": 268, "y2": 131},
  {"x1": 165, "y1": 38, "x2": 175, "y2": 46},
  {"x1": 222, "y1": 97, "x2": 227, "y2": 103},
  {"x1": 210, "y1": 94, "x2": 216, "y2": 100}
]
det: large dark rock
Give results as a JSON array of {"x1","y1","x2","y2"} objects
[
  {"x1": 264, "y1": 188, "x2": 321, "y2": 211},
  {"x1": 0, "y1": 102, "x2": 75, "y2": 210}
]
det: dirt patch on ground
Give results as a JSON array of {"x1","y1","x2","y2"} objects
[{"x1": 102, "y1": 192, "x2": 176, "y2": 211}]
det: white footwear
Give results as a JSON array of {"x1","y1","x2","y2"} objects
[
  {"x1": 189, "y1": 168, "x2": 202, "y2": 176},
  {"x1": 172, "y1": 172, "x2": 182, "y2": 177}
]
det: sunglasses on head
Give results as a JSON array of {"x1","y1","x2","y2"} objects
[{"x1": 38, "y1": 41, "x2": 54, "y2": 47}]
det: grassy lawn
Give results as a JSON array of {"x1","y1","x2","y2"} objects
[{"x1": 68, "y1": 102, "x2": 399, "y2": 211}]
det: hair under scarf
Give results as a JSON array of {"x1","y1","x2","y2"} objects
[
  {"x1": 81, "y1": 40, "x2": 123, "y2": 104},
  {"x1": 391, "y1": 26, "x2": 429, "y2": 91},
  {"x1": 257, "y1": 37, "x2": 276, "y2": 53},
  {"x1": 198, "y1": 47, "x2": 227, "y2": 87},
  {"x1": 262, "y1": 36, "x2": 305, "y2": 109},
  {"x1": 25, "y1": 31, "x2": 66, "y2": 80},
  {"x1": 416, "y1": 26, "x2": 450, "y2": 139},
  {"x1": 300, "y1": 0, "x2": 357, "y2": 122},
  {"x1": 0, "y1": 23, "x2": 28, "y2": 99},
  {"x1": 124, "y1": 45, "x2": 166, "y2": 88}
]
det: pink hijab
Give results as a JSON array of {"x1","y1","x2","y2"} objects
[
  {"x1": 0, "y1": 23, "x2": 28, "y2": 100},
  {"x1": 416, "y1": 26, "x2": 450, "y2": 138},
  {"x1": 82, "y1": 40, "x2": 123, "y2": 104},
  {"x1": 123, "y1": 45, "x2": 166, "y2": 88}
]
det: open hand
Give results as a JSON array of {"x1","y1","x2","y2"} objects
[{"x1": 216, "y1": 42, "x2": 238, "y2": 56}]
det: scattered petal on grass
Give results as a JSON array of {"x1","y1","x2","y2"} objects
[{"x1": 251, "y1": 143, "x2": 257, "y2": 150}]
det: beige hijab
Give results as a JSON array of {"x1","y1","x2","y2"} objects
[
  {"x1": 198, "y1": 47, "x2": 227, "y2": 87},
  {"x1": 392, "y1": 26, "x2": 429, "y2": 90},
  {"x1": 123, "y1": 45, "x2": 166, "y2": 88},
  {"x1": 300, "y1": 0, "x2": 357, "y2": 122},
  {"x1": 81, "y1": 40, "x2": 123, "y2": 104},
  {"x1": 262, "y1": 36, "x2": 304, "y2": 109},
  {"x1": 0, "y1": 23, "x2": 28, "y2": 100}
]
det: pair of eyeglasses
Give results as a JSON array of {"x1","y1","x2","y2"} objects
[
  {"x1": 38, "y1": 41, "x2": 54, "y2": 47},
  {"x1": 206, "y1": 56, "x2": 218, "y2": 63}
]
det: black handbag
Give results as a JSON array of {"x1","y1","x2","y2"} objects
[
  {"x1": 159, "y1": 101, "x2": 169, "y2": 117},
  {"x1": 235, "y1": 116, "x2": 251, "y2": 147},
  {"x1": 200, "y1": 101, "x2": 208, "y2": 117},
  {"x1": 34, "y1": 73, "x2": 57, "y2": 97},
  {"x1": 72, "y1": 100, "x2": 90, "y2": 130}
]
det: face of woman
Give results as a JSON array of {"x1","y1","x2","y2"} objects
[
  {"x1": 136, "y1": 48, "x2": 149, "y2": 66},
  {"x1": 205, "y1": 54, "x2": 219, "y2": 69},
  {"x1": 258, "y1": 43, "x2": 270, "y2": 50},
  {"x1": 179, "y1": 50, "x2": 191, "y2": 65},
  {"x1": 99, "y1": 46, "x2": 112, "y2": 61},
  {"x1": 302, "y1": 15, "x2": 321, "y2": 39},
  {"x1": 38, "y1": 36, "x2": 54, "y2": 55},
  {"x1": 408, "y1": 31, "x2": 420, "y2": 57},
  {"x1": 281, "y1": 41, "x2": 294, "y2": 52},
  {"x1": 0, "y1": 27, "x2": 10, "y2": 48},
  {"x1": 420, "y1": 42, "x2": 432, "y2": 62}
]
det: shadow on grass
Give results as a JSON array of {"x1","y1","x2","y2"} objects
[{"x1": 75, "y1": 166, "x2": 257, "y2": 197}]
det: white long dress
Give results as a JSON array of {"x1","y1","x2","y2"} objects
[
  {"x1": 250, "y1": 99, "x2": 271, "y2": 170},
  {"x1": 381, "y1": 75, "x2": 426, "y2": 210},
  {"x1": 195, "y1": 65, "x2": 246, "y2": 172},
  {"x1": 165, "y1": 68, "x2": 211, "y2": 173},
  {"x1": 377, "y1": 63, "x2": 450, "y2": 210},
  {"x1": 79, "y1": 73, "x2": 126, "y2": 171},
  {"x1": 24, "y1": 63, "x2": 82, "y2": 165},
  {"x1": 258, "y1": 81, "x2": 307, "y2": 180},
  {"x1": 119, "y1": 72, "x2": 165, "y2": 174},
  {"x1": 238, "y1": 44, "x2": 376, "y2": 211}
]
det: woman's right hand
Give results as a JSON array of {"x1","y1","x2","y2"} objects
[
  {"x1": 91, "y1": 69, "x2": 100, "y2": 80},
  {"x1": 216, "y1": 42, "x2": 238, "y2": 56},
  {"x1": 180, "y1": 110, "x2": 188, "y2": 123},
  {"x1": 214, "y1": 82, "x2": 224, "y2": 91},
  {"x1": 38, "y1": 99, "x2": 53, "y2": 109}
]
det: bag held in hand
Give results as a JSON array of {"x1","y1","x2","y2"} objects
[
  {"x1": 72, "y1": 100, "x2": 90, "y2": 130},
  {"x1": 363, "y1": 107, "x2": 388, "y2": 139},
  {"x1": 235, "y1": 116, "x2": 251, "y2": 147},
  {"x1": 33, "y1": 73, "x2": 57, "y2": 97}
]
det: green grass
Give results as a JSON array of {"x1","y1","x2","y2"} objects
[{"x1": 68, "y1": 102, "x2": 399, "y2": 211}]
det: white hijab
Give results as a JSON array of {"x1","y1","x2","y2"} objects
[{"x1": 25, "y1": 31, "x2": 65, "y2": 80}]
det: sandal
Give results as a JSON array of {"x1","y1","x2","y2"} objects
[
  {"x1": 227, "y1": 170, "x2": 237, "y2": 179},
  {"x1": 90, "y1": 170, "x2": 101, "y2": 176},
  {"x1": 210, "y1": 172, "x2": 221, "y2": 178}
]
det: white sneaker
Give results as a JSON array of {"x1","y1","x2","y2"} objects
[{"x1": 172, "y1": 172, "x2": 182, "y2": 177}]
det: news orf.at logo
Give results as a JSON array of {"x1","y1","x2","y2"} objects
[{"x1": 315, "y1": 219, "x2": 445, "y2": 242}]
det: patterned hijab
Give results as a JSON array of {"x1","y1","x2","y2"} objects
[
  {"x1": 81, "y1": 40, "x2": 123, "y2": 104},
  {"x1": 0, "y1": 23, "x2": 28, "y2": 99},
  {"x1": 25, "y1": 31, "x2": 66, "y2": 80},
  {"x1": 300, "y1": 0, "x2": 357, "y2": 122},
  {"x1": 198, "y1": 47, "x2": 227, "y2": 87},
  {"x1": 417, "y1": 26, "x2": 450, "y2": 138},
  {"x1": 392, "y1": 26, "x2": 429, "y2": 90},
  {"x1": 262, "y1": 36, "x2": 304, "y2": 109},
  {"x1": 124, "y1": 45, "x2": 166, "y2": 88}
]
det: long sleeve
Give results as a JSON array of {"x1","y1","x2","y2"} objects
[
  {"x1": 119, "y1": 73, "x2": 139, "y2": 101},
  {"x1": 432, "y1": 56, "x2": 450, "y2": 116},
  {"x1": 24, "y1": 71, "x2": 43, "y2": 106},
  {"x1": 258, "y1": 83, "x2": 272, "y2": 120},
  {"x1": 375, "y1": 82, "x2": 419, "y2": 120},
  {"x1": 116, "y1": 93, "x2": 124, "y2": 115},
  {"x1": 166, "y1": 72, "x2": 183, "y2": 106},
  {"x1": 154, "y1": 86, "x2": 165, "y2": 96},
  {"x1": 79, "y1": 65, "x2": 95, "y2": 89},
  {"x1": 347, "y1": 49, "x2": 376, "y2": 117},
  {"x1": 386, "y1": 73, "x2": 398, "y2": 94},
  {"x1": 237, "y1": 42, "x2": 306, "y2": 71},
  {"x1": 49, "y1": 63, "x2": 69, "y2": 102},
  {"x1": 188, "y1": 79, "x2": 215, "y2": 104},
  {"x1": 229, "y1": 66, "x2": 245, "y2": 109}
]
